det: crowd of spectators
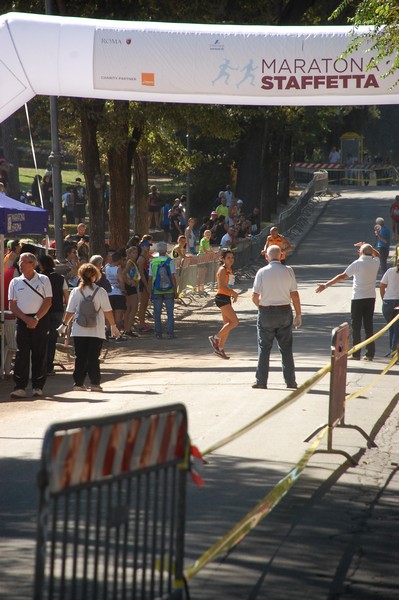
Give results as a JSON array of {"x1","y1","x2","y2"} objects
[{"x1": 2, "y1": 183, "x2": 262, "y2": 392}]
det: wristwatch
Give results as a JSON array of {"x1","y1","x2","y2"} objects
[{"x1": 33, "y1": 315, "x2": 39, "y2": 321}]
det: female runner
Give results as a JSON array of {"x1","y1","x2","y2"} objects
[{"x1": 208, "y1": 249, "x2": 239, "y2": 359}]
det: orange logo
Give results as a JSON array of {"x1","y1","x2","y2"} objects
[{"x1": 141, "y1": 73, "x2": 155, "y2": 86}]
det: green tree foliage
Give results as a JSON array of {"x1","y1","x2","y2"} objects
[{"x1": 331, "y1": 1, "x2": 399, "y2": 80}]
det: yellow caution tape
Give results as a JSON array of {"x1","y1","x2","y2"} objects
[
  {"x1": 186, "y1": 315, "x2": 397, "y2": 582},
  {"x1": 185, "y1": 425, "x2": 328, "y2": 581},
  {"x1": 346, "y1": 351, "x2": 398, "y2": 401},
  {"x1": 202, "y1": 363, "x2": 331, "y2": 457}
]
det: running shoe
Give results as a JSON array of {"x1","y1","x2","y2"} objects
[
  {"x1": 32, "y1": 388, "x2": 43, "y2": 397},
  {"x1": 90, "y1": 385, "x2": 103, "y2": 392},
  {"x1": 73, "y1": 385, "x2": 87, "y2": 392},
  {"x1": 138, "y1": 325, "x2": 153, "y2": 333},
  {"x1": 10, "y1": 388, "x2": 26, "y2": 399},
  {"x1": 208, "y1": 336, "x2": 220, "y2": 351},
  {"x1": 114, "y1": 335, "x2": 129, "y2": 343},
  {"x1": 214, "y1": 347, "x2": 230, "y2": 360},
  {"x1": 125, "y1": 331, "x2": 140, "y2": 338}
]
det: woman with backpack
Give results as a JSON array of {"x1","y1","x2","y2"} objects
[{"x1": 60, "y1": 263, "x2": 120, "y2": 392}]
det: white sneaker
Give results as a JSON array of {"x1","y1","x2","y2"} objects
[
  {"x1": 90, "y1": 385, "x2": 103, "y2": 392},
  {"x1": 10, "y1": 388, "x2": 26, "y2": 399},
  {"x1": 73, "y1": 385, "x2": 87, "y2": 392},
  {"x1": 32, "y1": 388, "x2": 43, "y2": 397}
]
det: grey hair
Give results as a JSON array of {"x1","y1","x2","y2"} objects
[
  {"x1": 89, "y1": 254, "x2": 103, "y2": 267},
  {"x1": 18, "y1": 252, "x2": 37, "y2": 266}
]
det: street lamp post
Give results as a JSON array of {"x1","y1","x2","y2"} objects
[{"x1": 45, "y1": 0, "x2": 63, "y2": 258}]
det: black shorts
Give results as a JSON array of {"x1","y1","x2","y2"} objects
[
  {"x1": 109, "y1": 294, "x2": 126, "y2": 310},
  {"x1": 215, "y1": 293, "x2": 231, "y2": 308},
  {"x1": 125, "y1": 283, "x2": 138, "y2": 296}
]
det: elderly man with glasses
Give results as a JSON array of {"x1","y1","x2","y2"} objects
[{"x1": 8, "y1": 252, "x2": 53, "y2": 398}]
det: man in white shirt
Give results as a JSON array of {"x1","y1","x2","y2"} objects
[
  {"x1": 8, "y1": 252, "x2": 53, "y2": 398},
  {"x1": 224, "y1": 185, "x2": 233, "y2": 207},
  {"x1": 316, "y1": 243, "x2": 380, "y2": 361},
  {"x1": 328, "y1": 146, "x2": 341, "y2": 163},
  {"x1": 220, "y1": 227, "x2": 235, "y2": 249},
  {"x1": 252, "y1": 245, "x2": 302, "y2": 389}
]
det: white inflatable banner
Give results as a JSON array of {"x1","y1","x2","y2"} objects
[{"x1": 0, "y1": 12, "x2": 398, "y2": 124}]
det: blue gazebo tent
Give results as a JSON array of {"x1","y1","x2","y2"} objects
[{"x1": 0, "y1": 193, "x2": 48, "y2": 377}]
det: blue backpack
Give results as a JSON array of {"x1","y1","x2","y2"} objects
[{"x1": 153, "y1": 257, "x2": 173, "y2": 292}]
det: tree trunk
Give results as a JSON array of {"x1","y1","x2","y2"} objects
[
  {"x1": 107, "y1": 102, "x2": 131, "y2": 250},
  {"x1": 1, "y1": 115, "x2": 20, "y2": 199},
  {"x1": 278, "y1": 130, "x2": 292, "y2": 204},
  {"x1": 260, "y1": 121, "x2": 280, "y2": 222},
  {"x1": 260, "y1": 119, "x2": 271, "y2": 222},
  {"x1": 133, "y1": 151, "x2": 148, "y2": 237},
  {"x1": 268, "y1": 130, "x2": 280, "y2": 216},
  {"x1": 235, "y1": 119, "x2": 264, "y2": 211},
  {"x1": 79, "y1": 99, "x2": 106, "y2": 257}
]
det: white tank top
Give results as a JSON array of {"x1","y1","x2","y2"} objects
[{"x1": 105, "y1": 264, "x2": 122, "y2": 295}]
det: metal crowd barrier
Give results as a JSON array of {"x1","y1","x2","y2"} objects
[
  {"x1": 277, "y1": 179, "x2": 315, "y2": 233},
  {"x1": 174, "y1": 233, "x2": 268, "y2": 292},
  {"x1": 173, "y1": 170, "x2": 323, "y2": 293},
  {"x1": 313, "y1": 170, "x2": 329, "y2": 194},
  {"x1": 293, "y1": 164, "x2": 398, "y2": 186},
  {"x1": 34, "y1": 404, "x2": 189, "y2": 600},
  {"x1": 175, "y1": 253, "x2": 219, "y2": 292}
]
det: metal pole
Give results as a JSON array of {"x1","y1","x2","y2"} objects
[
  {"x1": 186, "y1": 131, "x2": 190, "y2": 217},
  {"x1": 46, "y1": 0, "x2": 64, "y2": 258}
]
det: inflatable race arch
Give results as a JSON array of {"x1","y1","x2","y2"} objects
[{"x1": 0, "y1": 12, "x2": 399, "y2": 123}]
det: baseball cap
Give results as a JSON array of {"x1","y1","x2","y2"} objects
[
  {"x1": 140, "y1": 240, "x2": 152, "y2": 247},
  {"x1": 211, "y1": 211, "x2": 217, "y2": 216},
  {"x1": 237, "y1": 199, "x2": 243, "y2": 205}
]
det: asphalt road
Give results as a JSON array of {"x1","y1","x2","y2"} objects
[{"x1": 0, "y1": 186, "x2": 398, "y2": 599}]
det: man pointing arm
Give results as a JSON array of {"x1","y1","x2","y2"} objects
[{"x1": 316, "y1": 243, "x2": 379, "y2": 361}]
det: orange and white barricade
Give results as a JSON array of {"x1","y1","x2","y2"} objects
[{"x1": 34, "y1": 404, "x2": 189, "y2": 600}]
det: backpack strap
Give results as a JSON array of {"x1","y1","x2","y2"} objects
[{"x1": 79, "y1": 285, "x2": 100, "y2": 304}]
